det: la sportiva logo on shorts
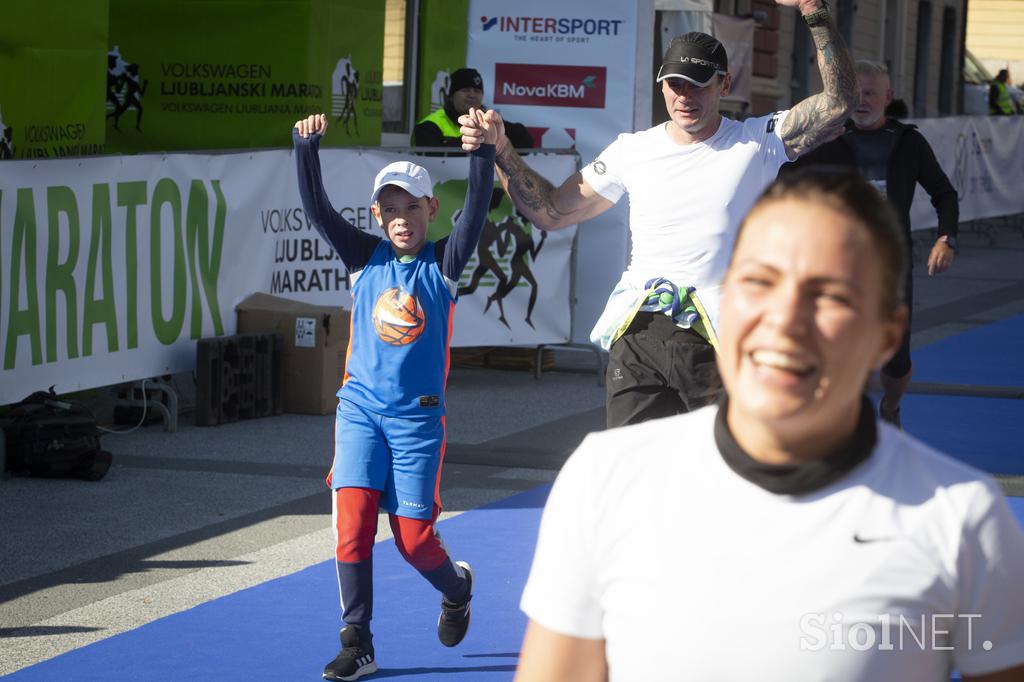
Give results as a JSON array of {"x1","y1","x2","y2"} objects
[{"x1": 372, "y1": 287, "x2": 426, "y2": 345}]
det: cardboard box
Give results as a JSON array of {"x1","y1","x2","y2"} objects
[{"x1": 235, "y1": 293, "x2": 349, "y2": 415}]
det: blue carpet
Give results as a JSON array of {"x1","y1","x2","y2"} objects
[
  {"x1": 1009, "y1": 497, "x2": 1024, "y2": 526},
  {"x1": 5, "y1": 470, "x2": 1021, "y2": 681},
  {"x1": 894, "y1": 393, "x2": 1024, "y2": 476},
  {"x1": 5, "y1": 482, "x2": 1020, "y2": 682},
  {"x1": 870, "y1": 313, "x2": 1024, "y2": 476},
  {"x1": 3, "y1": 486, "x2": 551, "y2": 682},
  {"x1": 6, "y1": 319, "x2": 1023, "y2": 681},
  {"x1": 913, "y1": 314, "x2": 1024, "y2": 387}
]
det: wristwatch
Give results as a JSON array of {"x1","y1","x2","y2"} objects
[
  {"x1": 938, "y1": 234, "x2": 958, "y2": 252},
  {"x1": 803, "y1": 0, "x2": 831, "y2": 27}
]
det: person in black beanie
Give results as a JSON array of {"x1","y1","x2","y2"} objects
[{"x1": 413, "y1": 67, "x2": 533, "y2": 150}]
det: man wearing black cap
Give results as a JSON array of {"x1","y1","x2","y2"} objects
[
  {"x1": 413, "y1": 67, "x2": 533, "y2": 149},
  {"x1": 462, "y1": 0, "x2": 859, "y2": 429}
]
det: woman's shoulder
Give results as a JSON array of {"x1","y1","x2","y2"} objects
[
  {"x1": 569, "y1": 407, "x2": 718, "y2": 474},
  {"x1": 871, "y1": 425, "x2": 1005, "y2": 513}
]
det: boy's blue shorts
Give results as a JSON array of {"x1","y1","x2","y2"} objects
[{"x1": 330, "y1": 398, "x2": 444, "y2": 520}]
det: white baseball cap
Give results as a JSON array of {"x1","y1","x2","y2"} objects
[{"x1": 370, "y1": 161, "x2": 434, "y2": 204}]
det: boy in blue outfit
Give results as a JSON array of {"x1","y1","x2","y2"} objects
[{"x1": 292, "y1": 111, "x2": 499, "y2": 681}]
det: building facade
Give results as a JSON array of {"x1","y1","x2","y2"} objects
[
  {"x1": 737, "y1": 0, "x2": 969, "y2": 116},
  {"x1": 966, "y1": 0, "x2": 1024, "y2": 83}
]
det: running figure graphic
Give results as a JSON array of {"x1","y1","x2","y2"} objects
[
  {"x1": 337, "y1": 60, "x2": 360, "y2": 135},
  {"x1": 484, "y1": 217, "x2": 546, "y2": 329},
  {"x1": 106, "y1": 46, "x2": 148, "y2": 132},
  {"x1": 0, "y1": 108, "x2": 13, "y2": 159}
]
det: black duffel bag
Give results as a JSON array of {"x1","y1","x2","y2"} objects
[{"x1": 2, "y1": 388, "x2": 112, "y2": 481}]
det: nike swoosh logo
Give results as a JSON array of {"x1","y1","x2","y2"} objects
[{"x1": 853, "y1": 534, "x2": 894, "y2": 543}]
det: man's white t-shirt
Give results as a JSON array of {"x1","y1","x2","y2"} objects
[
  {"x1": 582, "y1": 113, "x2": 790, "y2": 347},
  {"x1": 520, "y1": 407, "x2": 1024, "y2": 681}
]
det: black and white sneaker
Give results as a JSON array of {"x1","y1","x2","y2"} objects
[
  {"x1": 323, "y1": 624, "x2": 377, "y2": 681},
  {"x1": 437, "y1": 561, "x2": 473, "y2": 647}
]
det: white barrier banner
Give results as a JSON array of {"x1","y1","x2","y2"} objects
[
  {"x1": 279, "y1": 149, "x2": 577, "y2": 349},
  {"x1": 908, "y1": 116, "x2": 1024, "y2": 230},
  {"x1": 0, "y1": 149, "x2": 576, "y2": 403}
]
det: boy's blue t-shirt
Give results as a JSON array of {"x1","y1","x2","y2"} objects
[
  {"x1": 292, "y1": 131, "x2": 496, "y2": 417},
  {"x1": 340, "y1": 240, "x2": 455, "y2": 416}
]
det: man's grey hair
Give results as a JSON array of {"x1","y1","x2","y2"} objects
[{"x1": 855, "y1": 60, "x2": 889, "y2": 77}]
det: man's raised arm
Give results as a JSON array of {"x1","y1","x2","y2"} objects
[
  {"x1": 460, "y1": 116, "x2": 613, "y2": 231},
  {"x1": 777, "y1": 0, "x2": 859, "y2": 159}
]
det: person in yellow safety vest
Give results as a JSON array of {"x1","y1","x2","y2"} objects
[
  {"x1": 989, "y1": 69, "x2": 1014, "y2": 115},
  {"x1": 412, "y1": 68, "x2": 534, "y2": 150}
]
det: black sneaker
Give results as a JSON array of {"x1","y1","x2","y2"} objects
[
  {"x1": 437, "y1": 561, "x2": 473, "y2": 647},
  {"x1": 323, "y1": 624, "x2": 377, "y2": 681}
]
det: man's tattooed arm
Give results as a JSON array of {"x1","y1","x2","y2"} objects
[
  {"x1": 779, "y1": 2, "x2": 859, "y2": 159},
  {"x1": 494, "y1": 145, "x2": 612, "y2": 231}
]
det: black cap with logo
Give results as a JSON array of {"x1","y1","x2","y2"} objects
[{"x1": 656, "y1": 33, "x2": 729, "y2": 87}]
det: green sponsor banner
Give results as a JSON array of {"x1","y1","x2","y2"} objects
[
  {"x1": 415, "y1": 0, "x2": 469, "y2": 123},
  {"x1": 106, "y1": 0, "x2": 384, "y2": 152},
  {"x1": 2, "y1": 177, "x2": 228, "y2": 371},
  {"x1": 0, "y1": 1, "x2": 108, "y2": 159}
]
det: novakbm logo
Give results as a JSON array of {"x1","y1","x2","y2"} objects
[
  {"x1": 479, "y1": 15, "x2": 624, "y2": 36},
  {"x1": 494, "y1": 63, "x2": 606, "y2": 109}
]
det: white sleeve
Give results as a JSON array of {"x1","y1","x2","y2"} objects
[
  {"x1": 746, "y1": 110, "x2": 791, "y2": 177},
  {"x1": 579, "y1": 135, "x2": 629, "y2": 204},
  {"x1": 952, "y1": 481, "x2": 1024, "y2": 675},
  {"x1": 519, "y1": 439, "x2": 604, "y2": 639}
]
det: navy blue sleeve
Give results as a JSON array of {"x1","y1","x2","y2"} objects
[
  {"x1": 437, "y1": 143, "x2": 497, "y2": 281},
  {"x1": 293, "y1": 129, "x2": 379, "y2": 272}
]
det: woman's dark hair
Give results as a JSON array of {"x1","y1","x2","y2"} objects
[{"x1": 736, "y1": 166, "x2": 908, "y2": 314}]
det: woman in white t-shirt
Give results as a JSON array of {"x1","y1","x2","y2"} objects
[{"x1": 515, "y1": 168, "x2": 1024, "y2": 681}]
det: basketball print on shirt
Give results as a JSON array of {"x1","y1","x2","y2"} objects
[{"x1": 372, "y1": 287, "x2": 426, "y2": 345}]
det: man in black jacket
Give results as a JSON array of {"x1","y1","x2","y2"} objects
[{"x1": 785, "y1": 60, "x2": 958, "y2": 428}]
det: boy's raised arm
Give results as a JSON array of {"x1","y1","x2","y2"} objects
[
  {"x1": 441, "y1": 109, "x2": 498, "y2": 281},
  {"x1": 293, "y1": 114, "x2": 379, "y2": 271}
]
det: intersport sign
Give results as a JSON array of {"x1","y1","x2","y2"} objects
[{"x1": 493, "y1": 63, "x2": 606, "y2": 108}]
